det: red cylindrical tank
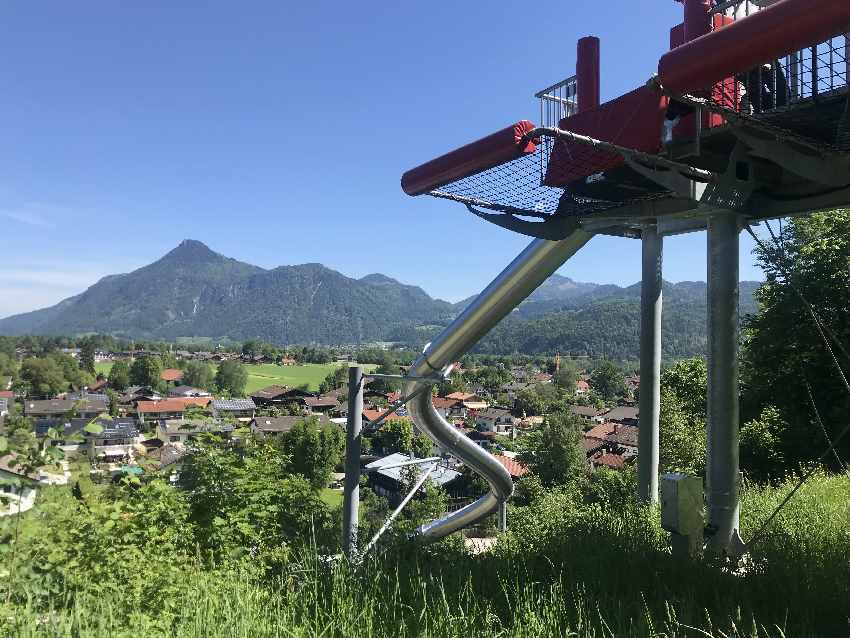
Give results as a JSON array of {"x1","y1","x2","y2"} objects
[
  {"x1": 659, "y1": 0, "x2": 850, "y2": 93},
  {"x1": 576, "y1": 36, "x2": 600, "y2": 113},
  {"x1": 400, "y1": 121, "x2": 537, "y2": 196},
  {"x1": 683, "y1": 0, "x2": 712, "y2": 42}
]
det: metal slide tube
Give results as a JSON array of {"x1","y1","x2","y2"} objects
[
  {"x1": 404, "y1": 225, "x2": 594, "y2": 540},
  {"x1": 638, "y1": 226, "x2": 662, "y2": 504}
]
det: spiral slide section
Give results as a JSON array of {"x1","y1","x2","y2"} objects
[{"x1": 403, "y1": 224, "x2": 594, "y2": 540}]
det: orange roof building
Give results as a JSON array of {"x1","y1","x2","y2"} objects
[{"x1": 161, "y1": 368, "x2": 184, "y2": 383}]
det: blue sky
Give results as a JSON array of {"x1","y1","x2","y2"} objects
[{"x1": 0, "y1": 1, "x2": 762, "y2": 318}]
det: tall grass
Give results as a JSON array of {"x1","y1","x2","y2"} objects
[{"x1": 2, "y1": 472, "x2": 848, "y2": 637}]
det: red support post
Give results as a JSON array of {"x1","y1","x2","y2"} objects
[{"x1": 576, "y1": 36, "x2": 600, "y2": 114}]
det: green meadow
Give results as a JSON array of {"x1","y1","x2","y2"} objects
[{"x1": 94, "y1": 360, "x2": 376, "y2": 393}]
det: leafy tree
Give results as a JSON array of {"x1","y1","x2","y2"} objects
[
  {"x1": 279, "y1": 416, "x2": 345, "y2": 489},
  {"x1": 412, "y1": 432, "x2": 433, "y2": 458},
  {"x1": 376, "y1": 419, "x2": 414, "y2": 455},
  {"x1": 107, "y1": 389, "x2": 120, "y2": 417},
  {"x1": 661, "y1": 358, "x2": 707, "y2": 420},
  {"x1": 183, "y1": 360, "x2": 214, "y2": 390},
  {"x1": 553, "y1": 361, "x2": 579, "y2": 392},
  {"x1": 215, "y1": 360, "x2": 248, "y2": 397},
  {"x1": 177, "y1": 435, "x2": 335, "y2": 556},
  {"x1": 740, "y1": 405, "x2": 787, "y2": 482},
  {"x1": 589, "y1": 362, "x2": 626, "y2": 402},
  {"x1": 19, "y1": 358, "x2": 67, "y2": 397},
  {"x1": 741, "y1": 211, "x2": 850, "y2": 472},
  {"x1": 658, "y1": 387, "x2": 706, "y2": 475},
  {"x1": 108, "y1": 360, "x2": 130, "y2": 391},
  {"x1": 79, "y1": 342, "x2": 96, "y2": 375},
  {"x1": 514, "y1": 388, "x2": 546, "y2": 417},
  {"x1": 130, "y1": 356, "x2": 163, "y2": 389},
  {"x1": 370, "y1": 352, "x2": 401, "y2": 395},
  {"x1": 319, "y1": 365, "x2": 348, "y2": 394},
  {"x1": 517, "y1": 410, "x2": 585, "y2": 488},
  {"x1": 0, "y1": 352, "x2": 16, "y2": 379}
]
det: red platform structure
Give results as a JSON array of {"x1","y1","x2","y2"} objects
[
  {"x1": 395, "y1": 0, "x2": 850, "y2": 556},
  {"x1": 401, "y1": 0, "x2": 850, "y2": 235}
]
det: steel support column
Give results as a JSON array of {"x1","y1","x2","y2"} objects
[
  {"x1": 706, "y1": 215, "x2": 742, "y2": 553},
  {"x1": 342, "y1": 366, "x2": 364, "y2": 558},
  {"x1": 498, "y1": 501, "x2": 507, "y2": 532},
  {"x1": 638, "y1": 225, "x2": 663, "y2": 504}
]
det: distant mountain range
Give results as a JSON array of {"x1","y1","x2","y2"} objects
[{"x1": 0, "y1": 240, "x2": 761, "y2": 359}]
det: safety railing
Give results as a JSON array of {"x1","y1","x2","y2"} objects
[{"x1": 535, "y1": 76, "x2": 578, "y2": 183}]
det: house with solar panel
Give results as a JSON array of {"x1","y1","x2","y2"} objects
[{"x1": 211, "y1": 398, "x2": 256, "y2": 423}]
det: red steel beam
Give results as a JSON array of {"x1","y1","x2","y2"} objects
[
  {"x1": 659, "y1": 0, "x2": 850, "y2": 93},
  {"x1": 401, "y1": 120, "x2": 537, "y2": 196}
]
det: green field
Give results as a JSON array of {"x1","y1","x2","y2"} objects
[{"x1": 94, "y1": 360, "x2": 376, "y2": 393}]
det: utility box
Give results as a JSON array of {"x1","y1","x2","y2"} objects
[{"x1": 661, "y1": 473, "x2": 704, "y2": 557}]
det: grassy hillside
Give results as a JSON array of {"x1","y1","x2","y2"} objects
[
  {"x1": 3, "y1": 472, "x2": 849, "y2": 637},
  {"x1": 94, "y1": 361, "x2": 376, "y2": 393}
]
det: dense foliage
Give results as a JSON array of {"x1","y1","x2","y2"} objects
[{"x1": 741, "y1": 211, "x2": 850, "y2": 478}]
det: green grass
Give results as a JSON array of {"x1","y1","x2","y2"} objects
[
  {"x1": 94, "y1": 361, "x2": 113, "y2": 376},
  {"x1": 4, "y1": 471, "x2": 850, "y2": 637},
  {"x1": 93, "y1": 361, "x2": 377, "y2": 393},
  {"x1": 320, "y1": 488, "x2": 343, "y2": 508}
]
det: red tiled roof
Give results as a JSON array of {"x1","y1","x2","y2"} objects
[
  {"x1": 432, "y1": 396, "x2": 460, "y2": 410},
  {"x1": 592, "y1": 453, "x2": 625, "y2": 469},
  {"x1": 137, "y1": 397, "x2": 211, "y2": 413},
  {"x1": 363, "y1": 409, "x2": 407, "y2": 423},
  {"x1": 160, "y1": 369, "x2": 184, "y2": 382},
  {"x1": 446, "y1": 392, "x2": 476, "y2": 401},
  {"x1": 576, "y1": 379, "x2": 590, "y2": 391},
  {"x1": 493, "y1": 454, "x2": 529, "y2": 478},
  {"x1": 88, "y1": 378, "x2": 108, "y2": 391},
  {"x1": 584, "y1": 422, "x2": 615, "y2": 441},
  {"x1": 0, "y1": 390, "x2": 14, "y2": 399}
]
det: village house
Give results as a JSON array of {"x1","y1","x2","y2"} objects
[
  {"x1": 602, "y1": 406, "x2": 639, "y2": 427},
  {"x1": 445, "y1": 392, "x2": 489, "y2": 412},
  {"x1": 168, "y1": 385, "x2": 212, "y2": 398},
  {"x1": 431, "y1": 396, "x2": 460, "y2": 420},
  {"x1": 156, "y1": 419, "x2": 234, "y2": 444},
  {"x1": 211, "y1": 398, "x2": 256, "y2": 422},
  {"x1": 86, "y1": 417, "x2": 140, "y2": 461},
  {"x1": 160, "y1": 368, "x2": 184, "y2": 385},
  {"x1": 583, "y1": 421, "x2": 639, "y2": 470},
  {"x1": 575, "y1": 379, "x2": 591, "y2": 395},
  {"x1": 569, "y1": 405, "x2": 605, "y2": 424},
  {"x1": 136, "y1": 397, "x2": 211, "y2": 424},
  {"x1": 304, "y1": 395, "x2": 339, "y2": 415},
  {"x1": 24, "y1": 397, "x2": 107, "y2": 420},
  {"x1": 33, "y1": 415, "x2": 139, "y2": 461},
  {"x1": 250, "y1": 384, "x2": 313, "y2": 409},
  {"x1": 475, "y1": 407, "x2": 515, "y2": 436},
  {"x1": 250, "y1": 413, "x2": 334, "y2": 438},
  {"x1": 0, "y1": 454, "x2": 39, "y2": 516},
  {"x1": 120, "y1": 386, "x2": 163, "y2": 405},
  {"x1": 365, "y1": 453, "x2": 462, "y2": 504}
]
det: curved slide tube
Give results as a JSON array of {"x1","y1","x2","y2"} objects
[{"x1": 403, "y1": 223, "x2": 594, "y2": 540}]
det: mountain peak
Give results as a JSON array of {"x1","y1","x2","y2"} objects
[{"x1": 161, "y1": 239, "x2": 222, "y2": 263}]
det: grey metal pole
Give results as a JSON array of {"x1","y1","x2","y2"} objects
[
  {"x1": 342, "y1": 366, "x2": 363, "y2": 558},
  {"x1": 706, "y1": 214, "x2": 742, "y2": 554},
  {"x1": 638, "y1": 225, "x2": 663, "y2": 504}
]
